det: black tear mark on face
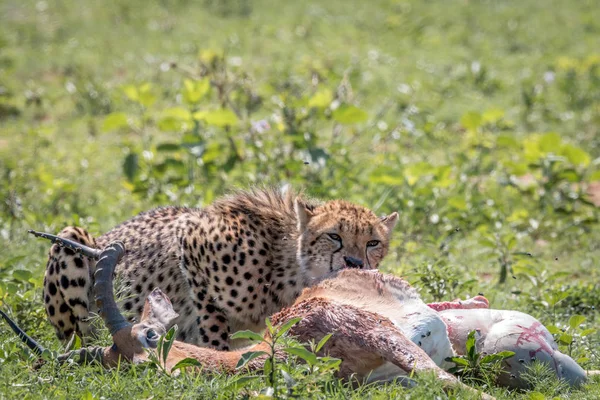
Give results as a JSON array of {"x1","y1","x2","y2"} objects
[{"x1": 329, "y1": 242, "x2": 344, "y2": 272}]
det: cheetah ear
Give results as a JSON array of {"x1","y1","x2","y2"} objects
[
  {"x1": 380, "y1": 212, "x2": 399, "y2": 231},
  {"x1": 141, "y1": 288, "x2": 179, "y2": 329},
  {"x1": 294, "y1": 197, "x2": 314, "y2": 232}
]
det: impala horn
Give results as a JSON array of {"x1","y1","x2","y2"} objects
[
  {"x1": 92, "y1": 241, "x2": 130, "y2": 335},
  {"x1": 0, "y1": 309, "x2": 46, "y2": 356},
  {"x1": 28, "y1": 229, "x2": 101, "y2": 259}
]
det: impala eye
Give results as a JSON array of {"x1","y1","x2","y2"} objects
[
  {"x1": 146, "y1": 329, "x2": 158, "y2": 340},
  {"x1": 367, "y1": 240, "x2": 380, "y2": 247},
  {"x1": 327, "y1": 233, "x2": 342, "y2": 242}
]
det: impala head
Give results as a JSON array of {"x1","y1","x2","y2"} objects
[
  {"x1": 295, "y1": 198, "x2": 398, "y2": 280},
  {"x1": 132, "y1": 288, "x2": 179, "y2": 349},
  {"x1": 92, "y1": 242, "x2": 179, "y2": 364},
  {"x1": 0, "y1": 239, "x2": 181, "y2": 367}
]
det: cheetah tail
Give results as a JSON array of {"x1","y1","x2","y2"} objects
[
  {"x1": 28, "y1": 229, "x2": 101, "y2": 259},
  {"x1": 0, "y1": 309, "x2": 46, "y2": 356}
]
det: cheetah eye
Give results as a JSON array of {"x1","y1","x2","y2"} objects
[
  {"x1": 367, "y1": 240, "x2": 380, "y2": 248},
  {"x1": 327, "y1": 233, "x2": 342, "y2": 242}
]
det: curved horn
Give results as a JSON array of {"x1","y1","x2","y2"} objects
[
  {"x1": 93, "y1": 241, "x2": 131, "y2": 335},
  {"x1": 28, "y1": 230, "x2": 101, "y2": 259},
  {"x1": 0, "y1": 309, "x2": 46, "y2": 356}
]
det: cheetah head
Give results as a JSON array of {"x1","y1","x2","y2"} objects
[{"x1": 294, "y1": 198, "x2": 398, "y2": 280}]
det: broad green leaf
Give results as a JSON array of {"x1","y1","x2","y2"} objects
[
  {"x1": 546, "y1": 325, "x2": 561, "y2": 335},
  {"x1": 102, "y1": 112, "x2": 129, "y2": 132},
  {"x1": 201, "y1": 142, "x2": 223, "y2": 164},
  {"x1": 275, "y1": 316, "x2": 302, "y2": 339},
  {"x1": 194, "y1": 109, "x2": 239, "y2": 127},
  {"x1": 478, "y1": 237, "x2": 497, "y2": 249},
  {"x1": 503, "y1": 161, "x2": 529, "y2": 177},
  {"x1": 539, "y1": 132, "x2": 562, "y2": 153},
  {"x1": 447, "y1": 196, "x2": 467, "y2": 211},
  {"x1": 481, "y1": 351, "x2": 514, "y2": 364},
  {"x1": 235, "y1": 350, "x2": 268, "y2": 369},
  {"x1": 523, "y1": 136, "x2": 543, "y2": 162},
  {"x1": 162, "y1": 107, "x2": 192, "y2": 121},
  {"x1": 496, "y1": 135, "x2": 520, "y2": 149},
  {"x1": 12, "y1": 269, "x2": 32, "y2": 282},
  {"x1": 308, "y1": 89, "x2": 333, "y2": 109},
  {"x1": 156, "y1": 143, "x2": 181, "y2": 152},
  {"x1": 466, "y1": 330, "x2": 476, "y2": 360},
  {"x1": 263, "y1": 357, "x2": 273, "y2": 385},
  {"x1": 230, "y1": 330, "x2": 265, "y2": 343},
  {"x1": 123, "y1": 152, "x2": 139, "y2": 183},
  {"x1": 403, "y1": 162, "x2": 432, "y2": 186},
  {"x1": 581, "y1": 328, "x2": 596, "y2": 337},
  {"x1": 183, "y1": 78, "x2": 210, "y2": 104},
  {"x1": 448, "y1": 357, "x2": 469, "y2": 366},
  {"x1": 123, "y1": 85, "x2": 139, "y2": 102},
  {"x1": 225, "y1": 375, "x2": 260, "y2": 390},
  {"x1": 568, "y1": 315, "x2": 586, "y2": 330},
  {"x1": 157, "y1": 107, "x2": 193, "y2": 131},
  {"x1": 332, "y1": 104, "x2": 368, "y2": 124},
  {"x1": 265, "y1": 317, "x2": 275, "y2": 335},
  {"x1": 460, "y1": 111, "x2": 482, "y2": 131},
  {"x1": 137, "y1": 83, "x2": 157, "y2": 107},
  {"x1": 157, "y1": 117, "x2": 184, "y2": 132},
  {"x1": 155, "y1": 159, "x2": 186, "y2": 175},
  {"x1": 283, "y1": 346, "x2": 317, "y2": 365},
  {"x1": 199, "y1": 48, "x2": 223, "y2": 64},
  {"x1": 557, "y1": 170, "x2": 580, "y2": 182},
  {"x1": 588, "y1": 170, "x2": 600, "y2": 182},
  {"x1": 527, "y1": 392, "x2": 546, "y2": 400},
  {"x1": 369, "y1": 170, "x2": 404, "y2": 186},
  {"x1": 72, "y1": 334, "x2": 82, "y2": 350},
  {"x1": 315, "y1": 333, "x2": 333, "y2": 353},
  {"x1": 171, "y1": 357, "x2": 203, "y2": 372},
  {"x1": 561, "y1": 144, "x2": 591, "y2": 167},
  {"x1": 558, "y1": 333, "x2": 573, "y2": 345},
  {"x1": 482, "y1": 108, "x2": 505, "y2": 124},
  {"x1": 511, "y1": 263, "x2": 536, "y2": 277},
  {"x1": 80, "y1": 391, "x2": 97, "y2": 400},
  {"x1": 161, "y1": 326, "x2": 178, "y2": 364}
]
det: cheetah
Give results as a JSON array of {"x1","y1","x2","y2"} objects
[{"x1": 42, "y1": 187, "x2": 398, "y2": 350}]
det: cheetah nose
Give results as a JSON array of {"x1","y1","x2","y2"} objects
[{"x1": 343, "y1": 256, "x2": 364, "y2": 269}]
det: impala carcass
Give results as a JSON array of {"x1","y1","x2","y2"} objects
[{"x1": 0, "y1": 237, "x2": 589, "y2": 395}]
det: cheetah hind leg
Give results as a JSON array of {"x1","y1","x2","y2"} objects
[{"x1": 38, "y1": 227, "x2": 100, "y2": 343}]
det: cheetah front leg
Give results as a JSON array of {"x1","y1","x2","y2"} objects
[
  {"x1": 178, "y1": 232, "x2": 233, "y2": 351},
  {"x1": 39, "y1": 227, "x2": 98, "y2": 342},
  {"x1": 190, "y1": 288, "x2": 231, "y2": 350}
]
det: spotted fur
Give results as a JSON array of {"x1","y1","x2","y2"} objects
[{"x1": 43, "y1": 188, "x2": 398, "y2": 349}]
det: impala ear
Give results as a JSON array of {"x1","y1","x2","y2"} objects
[
  {"x1": 294, "y1": 197, "x2": 314, "y2": 232},
  {"x1": 380, "y1": 212, "x2": 399, "y2": 231},
  {"x1": 132, "y1": 351, "x2": 150, "y2": 364},
  {"x1": 141, "y1": 288, "x2": 179, "y2": 329}
]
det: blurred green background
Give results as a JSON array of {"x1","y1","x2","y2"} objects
[{"x1": 0, "y1": 0, "x2": 599, "y2": 398}]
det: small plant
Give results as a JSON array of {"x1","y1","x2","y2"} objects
[
  {"x1": 146, "y1": 325, "x2": 179, "y2": 373},
  {"x1": 412, "y1": 260, "x2": 476, "y2": 302},
  {"x1": 546, "y1": 314, "x2": 596, "y2": 362},
  {"x1": 446, "y1": 330, "x2": 515, "y2": 386},
  {"x1": 227, "y1": 317, "x2": 341, "y2": 397},
  {"x1": 520, "y1": 361, "x2": 570, "y2": 397}
]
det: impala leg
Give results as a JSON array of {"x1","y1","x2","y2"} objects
[
  {"x1": 427, "y1": 295, "x2": 489, "y2": 311},
  {"x1": 281, "y1": 300, "x2": 493, "y2": 399}
]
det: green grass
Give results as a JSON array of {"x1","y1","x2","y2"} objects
[{"x1": 1, "y1": 0, "x2": 599, "y2": 398}]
